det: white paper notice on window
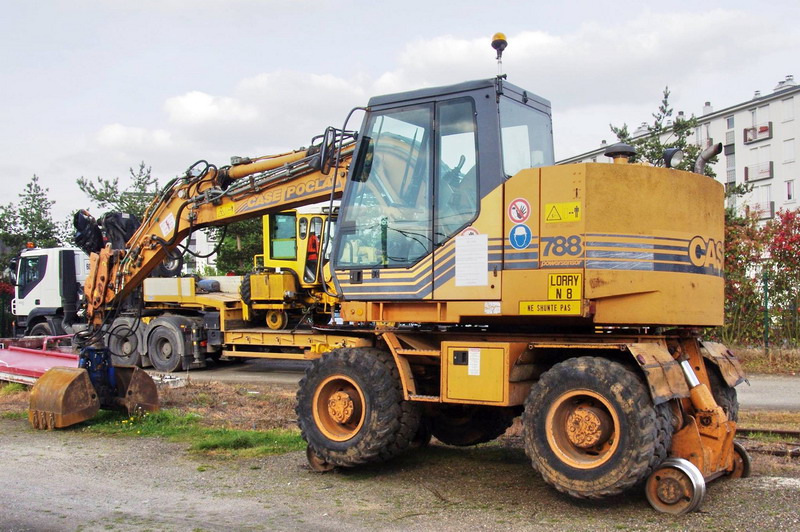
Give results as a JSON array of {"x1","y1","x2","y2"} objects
[
  {"x1": 159, "y1": 212, "x2": 176, "y2": 238},
  {"x1": 455, "y1": 234, "x2": 488, "y2": 286},
  {"x1": 468, "y1": 348, "x2": 481, "y2": 376}
]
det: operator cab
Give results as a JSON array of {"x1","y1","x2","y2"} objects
[{"x1": 332, "y1": 78, "x2": 553, "y2": 299}]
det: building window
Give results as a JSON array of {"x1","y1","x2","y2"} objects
[
  {"x1": 786, "y1": 180, "x2": 795, "y2": 202},
  {"x1": 784, "y1": 138, "x2": 796, "y2": 163},
  {"x1": 783, "y1": 97, "x2": 794, "y2": 122},
  {"x1": 726, "y1": 116, "x2": 734, "y2": 129}
]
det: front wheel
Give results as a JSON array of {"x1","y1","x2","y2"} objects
[
  {"x1": 296, "y1": 347, "x2": 420, "y2": 468},
  {"x1": 523, "y1": 357, "x2": 662, "y2": 499}
]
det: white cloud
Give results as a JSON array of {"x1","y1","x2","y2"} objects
[
  {"x1": 164, "y1": 91, "x2": 258, "y2": 126},
  {"x1": 97, "y1": 124, "x2": 174, "y2": 149}
]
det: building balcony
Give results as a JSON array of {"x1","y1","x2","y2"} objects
[
  {"x1": 743, "y1": 122, "x2": 773, "y2": 144},
  {"x1": 744, "y1": 161, "x2": 774, "y2": 182}
]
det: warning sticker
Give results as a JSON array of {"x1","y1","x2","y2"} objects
[
  {"x1": 519, "y1": 300, "x2": 582, "y2": 315},
  {"x1": 508, "y1": 198, "x2": 531, "y2": 224},
  {"x1": 159, "y1": 212, "x2": 176, "y2": 238},
  {"x1": 216, "y1": 203, "x2": 235, "y2": 219},
  {"x1": 547, "y1": 273, "x2": 582, "y2": 300},
  {"x1": 545, "y1": 202, "x2": 581, "y2": 223}
]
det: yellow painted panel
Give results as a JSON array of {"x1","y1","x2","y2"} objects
[{"x1": 445, "y1": 345, "x2": 505, "y2": 402}]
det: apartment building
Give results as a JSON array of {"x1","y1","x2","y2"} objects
[{"x1": 559, "y1": 75, "x2": 799, "y2": 219}]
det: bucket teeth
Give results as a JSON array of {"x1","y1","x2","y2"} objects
[
  {"x1": 28, "y1": 365, "x2": 160, "y2": 429},
  {"x1": 28, "y1": 367, "x2": 100, "y2": 429}
]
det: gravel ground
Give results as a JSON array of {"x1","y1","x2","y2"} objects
[{"x1": 2, "y1": 417, "x2": 799, "y2": 532}]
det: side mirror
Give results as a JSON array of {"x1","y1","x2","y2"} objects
[{"x1": 319, "y1": 127, "x2": 337, "y2": 176}]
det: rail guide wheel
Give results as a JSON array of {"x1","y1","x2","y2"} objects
[
  {"x1": 306, "y1": 445, "x2": 335, "y2": 472},
  {"x1": 645, "y1": 458, "x2": 706, "y2": 515},
  {"x1": 728, "y1": 441, "x2": 752, "y2": 479}
]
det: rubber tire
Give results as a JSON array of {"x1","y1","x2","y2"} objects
[
  {"x1": 147, "y1": 323, "x2": 186, "y2": 372},
  {"x1": 645, "y1": 401, "x2": 674, "y2": 478},
  {"x1": 296, "y1": 347, "x2": 421, "y2": 467},
  {"x1": 429, "y1": 405, "x2": 517, "y2": 446},
  {"x1": 153, "y1": 249, "x2": 184, "y2": 278},
  {"x1": 523, "y1": 356, "x2": 660, "y2": 499},
  {"x1": 239, "y1": 272, "x2": 253, "y2": 306},
  {"x1": 28, "y1": 322, "x2": 52, "y2": 336},
  {"x1": 105, "y1": 317, "x2": 143, "y2": 367},
  {"x1": 707, "y1": 365, "x2": 739, "y2": 422}
]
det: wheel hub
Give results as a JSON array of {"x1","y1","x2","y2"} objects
[
  {"x1": 327, "y1": 391, "x2": 355, "y2": 424},
  {"x1": 565, "y1": 405, "x2": 613, "y2": 448},
  {"x1": 655, "y1": 476, "x2": 685, "y2": 505}
]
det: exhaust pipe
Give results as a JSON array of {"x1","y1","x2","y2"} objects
[{"x1": 694, "y1": 142, "x2": 722, "y2": 175}]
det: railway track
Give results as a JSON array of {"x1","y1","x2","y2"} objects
[{"x1": 737, "y1": 427, "x2": 800, "y2": 458}]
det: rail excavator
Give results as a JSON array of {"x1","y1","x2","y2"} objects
[{"x1": 29, "y1": 36, "x2": 749, "y2": 514}]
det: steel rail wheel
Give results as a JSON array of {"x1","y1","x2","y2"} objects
[
  {"x1": 523, "y1": 356, "x2": 662, "y2": 499},
  {"x1": 645, "y1": 458, "x2": 706, "y2": 514},
  {"x1": 727, "y1": 441, "x2": 752, "y2": 479},
  {"x1": 296, "y1": 347, "x2": 421, "y2": 468}
]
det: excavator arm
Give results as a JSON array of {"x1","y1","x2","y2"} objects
[{"x1": 84, "y1": 135, "x2": 354, "y2": 327}]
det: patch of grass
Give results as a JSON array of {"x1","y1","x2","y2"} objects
[
  {"x1": 0, "y1": 382, "x2": 28, "y2": 395},
  {"x1": 81, "y1": 409, "x2": 304, "y2": 456},
  {"x1": 191, "y1": 428, "x2": 304, "y2": 456},
  {"x1": 1, "y1": 411, "x2": 27, "y2": 420}
]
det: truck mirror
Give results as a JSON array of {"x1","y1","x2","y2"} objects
[{"x1": 316, "y1": 127, "x2": 336, "y2": 176}]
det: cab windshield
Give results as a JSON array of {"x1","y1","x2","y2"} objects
[{"x1": 335, "y1": 98, "x2": 479, "y2": 269}]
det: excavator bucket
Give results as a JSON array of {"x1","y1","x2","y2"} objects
[
  {"x1": 29, "y1": 367, "x2": 100, "y2": 429},
  {"x1": 113, "y1": 366, "x2": 160, "y2": 416}
]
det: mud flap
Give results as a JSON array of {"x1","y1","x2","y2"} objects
[{"x1": 29, "y1": 367, "x2": 100, "y2": 429}]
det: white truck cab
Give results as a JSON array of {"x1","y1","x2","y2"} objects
[{"x1": 10, "y1": 247, "x2": 90, "y2": 336}]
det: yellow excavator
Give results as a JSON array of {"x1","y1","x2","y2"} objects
[{"x1": 30, "y1": 35, "x2": 749, "y2": 514}]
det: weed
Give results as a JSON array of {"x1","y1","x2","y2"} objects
[
  {"x1": 80, "y1": 408, "x2": 303, "y2": 456},
  {"x1": 1, "y1": 411, "x2": 26, "y2": 420},
  {"x1": 0, "y1": 382, "x2": 27, "y2": 395}
]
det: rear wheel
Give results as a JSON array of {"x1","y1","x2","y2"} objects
[
  {"x1": 429, "y1": 405, "x2": 517, "y2": 446},
  {"x1": 29, "y1": 322, "x2": 52, "y2": 336},
  {"x1": 105, "y1": 317, "x2": 143, "y2": 366},
  {"x1": 147, "y1": 323, "x2": 186, "y2": 372},
  {"x1": 523, "y1": 357, "x2": 660, "y2": 499},
  {"x1": 296, "y1": 347, "x2": 421, "y2": 467}
]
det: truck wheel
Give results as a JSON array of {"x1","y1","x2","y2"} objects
[
  {"x1": 265, "y1": 310, "x2": 288, "y2": 330},
  {"x1": 147, "y1": 324, "x2": 186, "y2": 372},
  {"x1": 429, "y1": 405, "x2": 517, "y2": 446},
  {"x1": 29, "y1": 322, "x2": 52, "y2": 336},
  {"x1": 707, "y1": 365, "x2": 739, "y2": 422},
  {"x1": 106, "y1": 317, "x2": 143, "y2": 366},
  {"x1": 296, "y1": 347, "x2": 421, "y2": 467},
  {"x1": 523, "y1": 356, "x2": 659, "y2": 499}
]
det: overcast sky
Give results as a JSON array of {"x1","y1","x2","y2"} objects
[{"x1": 2, "y1": 0, "x2": 797, "y2": 223}]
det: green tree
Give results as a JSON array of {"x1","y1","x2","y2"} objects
[
  {"x1": 610, "y1": 87, "x2": 715, "y2": 177},
  {"x1": 210, "y1": 219, "x2": 263, "y2": 275},
  {"x1": 0, "y1": 175, "x2": 63, "y2": 268},
  {"x1": 77, "y1": 162, "x2": 159, "y2": 219}
]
